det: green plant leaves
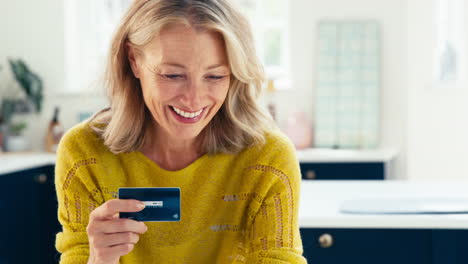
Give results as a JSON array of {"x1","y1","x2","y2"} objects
[{"x1": 8, "y1": 58, "x2": 43, "y2": 112}]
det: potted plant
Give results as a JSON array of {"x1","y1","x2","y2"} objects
[
  {"x1": 5, "y1": 121, "x2": 30, "y2": 152},
  {"x1": 0, "y1": 58, "x2": 43, "y2": 152},
  {"x1": 8, "y1": 58, "x2": 43, "y2": 113}
]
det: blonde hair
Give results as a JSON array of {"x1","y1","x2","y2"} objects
[{"x1": 91, "y1": 0, "x2": 276, "y2": 154}]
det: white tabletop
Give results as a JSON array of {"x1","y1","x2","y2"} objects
[
  {"x1": 0, "y1": 148, "x2": 396, "y2": 176},
  {"x1": 4, "y1": 153, "x2": 465, "y2": 230},
  {"x1": 299, "y1": 180, "x2": 468, "y2": 229},
  {"x1": 0, "y1": 152, "x2": 56, "y2": 175},
  {"x1": 296, "y1": 148, "x2": 397, "y2": 163}
]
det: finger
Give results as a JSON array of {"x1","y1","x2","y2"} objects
[
  {"x1": 95, "y1": 218, "x2": 148, "y2": 235},
  {"x1": 97, "y1": 243, "x2": 135, "y2": 260},
  {"x1": 91, "y1": 199, "x2": 145, "y2": 220},
  {"x1": 93, "y1": 232, "x2": 140, "y2": 248},
  {"x1": 111, "y1": 243, "x2": 135, "y2": 257}
]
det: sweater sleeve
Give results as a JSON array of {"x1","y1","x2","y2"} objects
[
  {"x1": 241, "y1": 138, "x2": 308, "y2": 263},
  {"x1": 54, "y1": 126, "x2": 104, "y2": 264}
]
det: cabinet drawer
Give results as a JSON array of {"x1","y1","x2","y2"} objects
[
  {"x1": 432, "y1": 230, "x2": 468, "y2": 264},
  {"x1": 299, "y1": 162, "x2": 384, "y2": 180},
  {"x1": 300, "y1": 228, "x2": 468, "y2": 264},
  {"x1": 300, "y1": 228, "x2": 432, "y2": 264},
  {"x1": 0, "y1": 165, "x2": 60, "y2": 264}
]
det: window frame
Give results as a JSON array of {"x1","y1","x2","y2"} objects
[
  {"x1": 62, "y1": 0, "x2": 292, "y2": 94},
  {"x1": 235, "y1": 0, "x2": 292, "y2": 90},
  {"x1": 433, "y1": 0, "x2": 466, "y2": 89}
]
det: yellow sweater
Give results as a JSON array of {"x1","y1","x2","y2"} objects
[{"x1": 55, "y1": 122, "x2": 307, "y2": 263}]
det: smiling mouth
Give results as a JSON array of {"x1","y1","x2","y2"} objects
[{"x1": 170, "y1": 106, "x2": 204, "y2": 119}]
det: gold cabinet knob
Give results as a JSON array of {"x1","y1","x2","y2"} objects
[
  {"x1": 306, "y1": 170, "x2": 316, "y2": 179},
  {"x1": 35, "y1": 174, "x2": 48, "y2": 184},
  {"x1": 318, "y1": 233, "x2": 333, "y2": 248}
]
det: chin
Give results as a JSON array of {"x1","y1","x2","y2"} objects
[{"x1": 173, "y1": 127, "x2": 204, "y2": 141}]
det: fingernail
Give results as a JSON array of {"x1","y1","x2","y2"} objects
[{"x1": 138, "y1": 202, "x2": 145, "y2": 209}]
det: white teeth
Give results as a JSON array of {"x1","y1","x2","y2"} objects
[{"x1": 171, "y1": 106, "x2": 203, "y2": 119}]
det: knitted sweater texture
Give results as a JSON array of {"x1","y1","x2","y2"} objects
[{"x1": 55, "y1": 122, "x2": 306, "y2": 263}]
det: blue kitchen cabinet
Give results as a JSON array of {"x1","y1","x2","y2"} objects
[
  {"x1": 432, "y1": 230, "x2": 468, "y2": 264},
  {"x1": 0, "y1": 165, "x2": 61, "y2": 264},
  {"x1": 300, "y1": 228, "x2": 468, "y2": 264},
  {"x1": 299, "y1": 162, "x2": 385, "y2": 180}
]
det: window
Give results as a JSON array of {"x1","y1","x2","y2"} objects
[
  {"x1": 63, "y1": 0, "x2": 290, "y2": 93},
  {"x1": 64, "y1": 0, "x2": 131, "y2": 93},
  {"x1": 434, "y1": 0, "x2": 465, "y2": 87},
  {"x1": 234, "y1": 0, "x2": 291, "y2": 89}
]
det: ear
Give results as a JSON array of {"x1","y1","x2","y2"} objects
[{"x1": 126, "y1": 42, "x2": 142, "y2": 78}]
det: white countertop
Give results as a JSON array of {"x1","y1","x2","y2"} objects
[
  {"x1": 296, "y1": 148, "x2": 397, "y2": 163},
  {"x1": 5, "y1": 152, "x2": 466, "y2": 230},
  {"x1": 0, "y1": 148, "x2": 397, "y2": 176},
  {"x1": 0, "y1": 152, "x2": 56, "y2": 175},
  {"x1": 299, "y1": 180, "x2": 468, "y2": 229}
]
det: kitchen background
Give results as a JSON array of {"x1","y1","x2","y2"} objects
[{"x1": 1, "y1": 0, "x2": 467, "y2": 181}]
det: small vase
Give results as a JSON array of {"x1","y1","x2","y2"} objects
[
  {"x1": 283, "y1": 111, "x2": 313, "y2": 149},
  {"x1": 5, "y1": 135, "x2": 30, "y2": 152}
]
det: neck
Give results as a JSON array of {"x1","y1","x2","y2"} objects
[{"x1": 140, "y1": 126, "x2": 204, "y2": 171}]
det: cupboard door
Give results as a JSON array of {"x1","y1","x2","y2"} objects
[
  {"x1": 300, "y1": 228, "x2": 432, "y2": 264},
  {"x1": 35, "y1": 165, "x2": 61, "y2": 264},
  {"x1": 0, "y1": 165, "x2": 60, "y2": 264},
  {"x1": 300, "y1": 162, "x2": 384, "y2": 180},
  {"x1": 0, "y1": 167, "x2": 38, "y2": 264},
  {"x1": 432, "y1": 230, "x2": 468, "y2": 264}
]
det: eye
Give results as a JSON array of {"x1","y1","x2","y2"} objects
[
  {"x1": 162, "y1": 74, "x2": 185, "y2": 80},
  {"x1": 206, "y1": 75, "x2": 226, "y2": 80}
]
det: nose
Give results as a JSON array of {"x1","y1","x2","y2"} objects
[{"x1": 181, "y1": 79, "x2": 203, "y2": 110}]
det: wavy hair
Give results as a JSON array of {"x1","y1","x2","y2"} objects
[{"x1": 90, "y1": 0, "x2": 276, "y2": 154}]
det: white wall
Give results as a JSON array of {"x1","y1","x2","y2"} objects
[
  {"x1": 406, "y1": 0, "x2": 468, "y2": 180},
  {"x1": 0, "y1": 0, "x2": 108, "y2": 151},
  {"x1": 276, "y1": 0, "x2": 408, "y2": 179},
  {"x1": 2, "y1": 0, "x2": 410, "y2": 179}
]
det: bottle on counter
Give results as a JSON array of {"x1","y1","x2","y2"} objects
[
  {"x1": 45, "y1": 106, "x2": 64, "y2": 152},
  {"x1": 266, "y1": 79, "x2": 277, "y2": 122},
  {"x1": 0, "y1": 114, "x2": 4, "y2": 153}
]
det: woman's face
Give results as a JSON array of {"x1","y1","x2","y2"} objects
[{"x1": 128, "y1": 24, "x2": 231, "y2": 143}]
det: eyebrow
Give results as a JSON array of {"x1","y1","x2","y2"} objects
[{"x1": 160, "y1": 63, "x2": 228, "y2": 70}]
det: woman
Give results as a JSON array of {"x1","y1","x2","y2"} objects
[{"x1": 55, "y1": 0, "x2": 306, "y2": 263}]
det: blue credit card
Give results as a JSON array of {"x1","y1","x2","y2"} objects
[{"x1": 118, "y1": 187, "x2": 181, "y2": 222}]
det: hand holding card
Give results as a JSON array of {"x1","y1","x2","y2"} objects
[
  {"x1": 118, "y1": 187, "x2": 181, "y2": 222},
  {"x1": 86, "y1": 199, "x2": 148, "y2": 263}
]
